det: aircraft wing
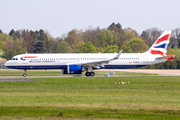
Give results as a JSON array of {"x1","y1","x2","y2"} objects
[
  {"x1": 66, "y1": 50, "x2": 123, "y2": 69},
  {"x1": 82, "y1": 49, "x2": 123, "y2": 68}
]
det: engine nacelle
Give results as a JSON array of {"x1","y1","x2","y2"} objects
[{"x1": 62, "y1": 65, "x2": 82, "y2": 74}]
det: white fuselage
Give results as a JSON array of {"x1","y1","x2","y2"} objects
[{"x1": 5, "y1": 53, "x2": 166, "y2": 70}]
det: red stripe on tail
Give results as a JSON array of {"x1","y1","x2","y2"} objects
[
  {"x1": 155, "y1": 34, "x2": 170, "y2": 44},
  {"x1": 150, "y1": 50, "x2": 164, "y2": 56}
]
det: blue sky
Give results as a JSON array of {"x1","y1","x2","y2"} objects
[{"x1": 1, "y1": 0, "x2": 180, "y2": 37}]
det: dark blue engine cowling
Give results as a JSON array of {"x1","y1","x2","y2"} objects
[{"x1": 62, "y1": 65, "x2": 82, "y2": 74}]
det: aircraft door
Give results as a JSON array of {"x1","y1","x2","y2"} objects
[
  {"x1": 23, "y1": 59, "x2": 29, "y2": 64},
  {"x1": 77, "y1": 56, "x2": 80, "y2": 62},
  {"x1": 143, "y1": 55, "x2": 148, "y2": 63}
]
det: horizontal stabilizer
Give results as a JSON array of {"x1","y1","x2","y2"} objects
[{"x1": 156, "y1": 55, "x2": 175, "y2": 60}]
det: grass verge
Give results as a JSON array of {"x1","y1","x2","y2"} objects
[{"x1": 0, "y1": 76, "x2": 180, "y2": 119}]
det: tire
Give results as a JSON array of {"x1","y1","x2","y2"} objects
[
  {"x1": 23, "y1": 73, "x2": 26, "y2": 77},
  {"x1": 85, "y1": 72, "x2": 90, "y2": 76},
  {"x1": 90, "y1": 72, "x2": 95, "y2": 77}
]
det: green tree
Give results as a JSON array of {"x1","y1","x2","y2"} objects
[
  {"x1": 106, "y1": 30, "x2": 116, "y2": 46},
  {"x1": 0, "y1": 29, "x2": 2, "y2": 33},
  {"x1": 2, "y1": 37, "x2": 26, "y2": 59},
  {"x1": 0, "y1": 33, "x2": 14, "y2": 42},
  {"x1": 121, "y1": 41, "x2": 132, "y2": 53},
  {"x1": 108, "y1": 22, "x2": 122, "y2": 32},
  {"x1": 123, "y1": 28, "x2": 137, "y2": 42},
  {"x1": 103, "y1": 45, "x2": 119, "y2": 53},
  {"x1": 167, "y1": 47, "x2": 176, "y2": 55},
  {"x1": 38, "y1": 29, "x2": 49, "y2": 52},
  {"x1": 65, "y1": 29, "x2": 84, "y2": 53},
  {"x1": 0, "y1": 38, "x2": 3, "y2": 57},
  {"x1": 115, "y1": 27, "x2": 137, "y2": 49},
  {"x1": 30, "y1": 30, "x2": 38, "y2": 40},
  {"x1": 82, "y1": 27, "x2": 101, "y2": 48},
  {"x1": 33, "y1": 41, "x2": 45, "y2": 53},
  {"x1": 78, "y1": 42, "x2": 97, "y2": 53},
  {"x1": 129, "y1": 38, "x2": 149, "y2": 53},
  {"x1": 99, "y1": 29, "x2": 108, "y2": 48},
  {"x1": 9, "y1": 29, "x2": 15, "y2": 36},
  {"x1": 174, "y1": 47, "x2": 180, "y2": 60},
  {"x1": 57, "y1": 41, "x2": 72, "y2": 53},
  {"x1": 95, "y1": 47, "x2": 105, "y2": 53},
  {"x1": 31, "y1": 29, "x2": 50, "y2": 53},
  {"x1": 9, "y1": 29, "x2": 21, "y2": 40},
  {"x1": 122, "y1": 38, "x2": 148, "y2": 53},
  {"x1": 98, "y1": 29, "x2": 117, "y2": 48},
  {"x1": 13, "y1": 38, "x2": 27, "y2": 54},
  {"x1": 48, "y1": 37, "x2": 59, "y2": 53},
  {"x1": 0, "y1": 38, "x2": 2, "y2": 50}
]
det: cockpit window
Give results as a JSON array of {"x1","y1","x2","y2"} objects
[{"x1": 11, "y1": 58, "x2": 18, "y2": 60}]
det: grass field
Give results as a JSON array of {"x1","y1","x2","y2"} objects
[{"x1": 0, "y1": 70, "x2": 180, "y2": 119}]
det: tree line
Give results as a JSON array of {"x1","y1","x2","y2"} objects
[{"x1": 0, "y1": 23, "x2": 180, "y2": 69}]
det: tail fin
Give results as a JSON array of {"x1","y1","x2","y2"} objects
[{"x1": 147, "y1": 30, "x2": 171, "y2": 57}]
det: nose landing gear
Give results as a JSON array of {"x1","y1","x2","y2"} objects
[{"x1": 23, "y1": 70, "x2": 27, "y2": 77}]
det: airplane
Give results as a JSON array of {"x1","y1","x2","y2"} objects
[{"x1": 5, "y1": 30, "x2": 174, "y2": 77}]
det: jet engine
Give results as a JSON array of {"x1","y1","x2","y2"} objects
[{"x1": 62, "y1": 65, "x2": 83, "y2": 74}]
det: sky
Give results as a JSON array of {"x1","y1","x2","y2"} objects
[{"x1": 1, "y1": 0, "x2": 180, "y2": 38}]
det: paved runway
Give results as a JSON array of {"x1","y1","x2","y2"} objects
[
  {"x1": 101, "y1": 69, "x2": 180, "y2": 76},
  {"x1": 0, "y1": 76, "x2": 73, "y2": 80},
  {"x1": 0, "y1": 76, "x2": 74, "y2": 82},
  {"x1": 0, "y1": 80, "x2": 35, "y2": 82}
]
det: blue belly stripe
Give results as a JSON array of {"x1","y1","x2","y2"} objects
[{"x1": 6, "y1": 65, "x2": 147, "y2": 70}]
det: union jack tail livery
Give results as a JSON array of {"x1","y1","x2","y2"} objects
[{"x1": 147, "y1": 31, "x2": 171, "y2": 57}]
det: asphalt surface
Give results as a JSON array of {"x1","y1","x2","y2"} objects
[
  {"x1": 0, "y1": 76, "x2": 73, "y2": 82},
  {"x1": 101, "y1": 69, "x2": 180, "y2": 76},
  {"x1": 0, "y1": 80, "x2": 35, "y2": 82}
]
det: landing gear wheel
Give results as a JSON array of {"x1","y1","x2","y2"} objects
[
  {"x1": 85, "y1": 72, "x2": 90, "y2": 77},
  {"x1": 23, "y1": 70, "x2": 27, "y2": 77},
  {"x1": 85, "y1": 72, "x2": 95, "y2": 77},
  {"x1": 23, "y1": 73, "x2": 27, "y2": 77},
  {"x1": 90, "y1": 72, "x2": 95, "y2": 77}
]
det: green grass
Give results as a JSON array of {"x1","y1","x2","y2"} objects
[
  {"x1": 0, "y1": 69, "x2": 152, "y2": 77},
  {"x1": 0, "y1": 76, "x2": 180, "y2": 119}
]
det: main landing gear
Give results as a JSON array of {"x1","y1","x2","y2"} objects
[
  {"x1": 23, "y1": 70, "x2": 27, "y2": 77},
  {"x1": 85, "y1": 71, "x2": 95, "y2": 77}
]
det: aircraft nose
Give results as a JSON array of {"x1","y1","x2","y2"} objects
[{"x1": 4, "y1": 61, "x2": 10, "y2": 67}]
